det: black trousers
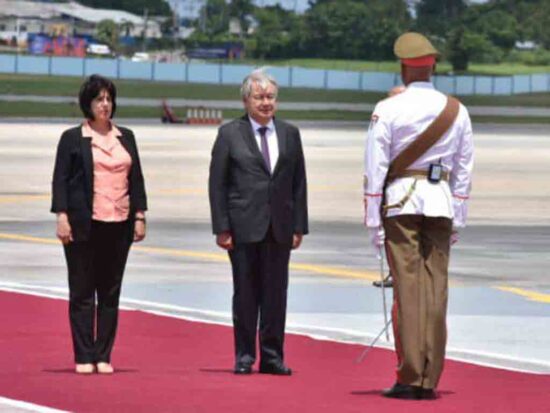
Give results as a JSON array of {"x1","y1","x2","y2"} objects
[
  {"x1": 228, "y1": 228, "x2": 291, "y2": 367},
  {"x1": 63, "y1": 220, "x2": 131, "y2": 364}
]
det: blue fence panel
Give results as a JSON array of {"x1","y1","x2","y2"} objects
[
  {"x1": 119, "y1": 60, "x2": 153, "y2": 80},
  {"x1": 0, "y1": 54, "x2": 548, "y2": 95},
  {"x1": 266, "y1": 67, "x2": 291, "y2": 87},
  {"x1": 154, "y1": 62, "x2": 185, "y2": 82},
  {"x1": 361, "y1": 72, "x2": 396, "y2": 92},
  {"x1": 456, "y1": 76, "x2": 475, "y2": 95},
  {"x1": 434, "y1": 76, "x2": 455, "y2": 94},
  {"x1": 291, "y1": 68, "x2": 325, "y2": 88},
  {"x1": 17, "y1": 55, "x2": 49, "y2": 75},
  {"x1": 513, "y1": 75, "x2": 530, "y2": 94},
  {"x1": 84, "y1": 58, "x2": 118, "y2": 78},
  {"x1": 494, "y1": 77, "x2": 512, "y2": 95},
  {"x1": 188, "y1": 63, "x2": 220, "y2": 84},
  {"x1": 531, "y1": 74, "x2": 548, "y2": 92},
  {"x1": 0, "y1": 54, "x2": 15, "y2": 73},
  {"x1": 51, "y1": 57, "x2": 84, "y2": 76},
  {"x1": 327, "y1": 70, "x2": 361, "y2": 90},
  {"x1": 474, "y1": 76, "x2": 492, "y2": 94},
  {"x1": 222, "y1": 64, "x2": 254, "y2": 85}
]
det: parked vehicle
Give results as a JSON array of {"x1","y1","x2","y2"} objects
[
  {"x1": 131, "y1": 52, "x2": 150, "y2": 62},
  {"x1": 86, "y1": 43, "x2": 113, "y2": 57}
]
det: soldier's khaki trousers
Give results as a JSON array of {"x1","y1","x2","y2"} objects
[{"x1": 383, "y1": 215, "x2": 452, "y2": 389}]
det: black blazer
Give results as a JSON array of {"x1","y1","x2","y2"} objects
[
  {"x1": 209, "y1": 115, "x2": 308, "y2": 245},
  {"x1": 51, "y1": 125, "x2": 147, "y2": 242}
]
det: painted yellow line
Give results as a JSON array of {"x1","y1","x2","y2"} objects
[
  {"x1": 496, "y1": 286, "x2": 550, "y2": 304},
  {"x1": 0, "y1": 185, "x2": 355, "y2": 204},
  {"x1": 290, "y1": 263, "x2": 377, "y2": 281},
  {"x1": 0, "y1": 194, "x2": 49, "y2": 204},
  {"x1": 1, "y1": 232, "x2": 548, "y2": 302},
  {"x1": 0, "y1": 232, "x2": 378, "y2": 281},
  {"x1": 134, "y1": 245, "x2": 227, "y2": 262},
  {"x1": 154, "y1": 188, "x2": 206, "y2": 195},
  {"x1": 308, "y1": 184, "x2": 356, "y2": 192},
  {"x1": 0, "y1": 232, "x2": 58, "y2": 245},
  {"x1": 146, "y1": 186, "x2": 352, "y2": 196},
  {"x1": 5, "y1": 232, "x2": 548, "y2": 300}
]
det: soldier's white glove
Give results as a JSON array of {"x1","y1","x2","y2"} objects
[
  {"x1": 369, "y1": 227, "x2": 385, "y2": 249},
  {"x1": 451, "y1": 229, "x2": 459, "y2": 246}
]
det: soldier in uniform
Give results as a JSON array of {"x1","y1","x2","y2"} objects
[{"x1": 363, "y1": 32, "x2": 474, "y2": 399}]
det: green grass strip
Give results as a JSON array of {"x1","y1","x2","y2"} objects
[{"x1": 2, "y1": 73, "x2": 550, "y2": 107}]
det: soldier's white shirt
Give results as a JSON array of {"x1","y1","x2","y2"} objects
[{"x1": 363, "y1": 81, "x2": 474, "y2": 228}]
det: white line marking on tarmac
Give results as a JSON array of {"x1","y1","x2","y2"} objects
[
  {"x1": 1, "y1": 281, "x2": 549, "y2": 375},
  {"x1": 0, "y1": 396, "x2": 68, "y2": 413},
  {"x1": 0, "y1": 286, "x2": 66, "y2": 301}
]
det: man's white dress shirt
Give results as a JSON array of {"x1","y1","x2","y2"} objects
[{"x1": 250, "y1": 116, "x2": 279, "y2": 173}]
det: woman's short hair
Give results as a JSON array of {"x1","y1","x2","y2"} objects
[
  {"x1": 78, "y1": 74, "x2": 117, "y2": 120},
  {"x1": 241, "y1": 69, "x2": 278, "y2": 99}
]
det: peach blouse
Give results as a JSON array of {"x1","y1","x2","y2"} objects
[{"x1": 82, "y1": 121, "x2": 132, "y2": 222}]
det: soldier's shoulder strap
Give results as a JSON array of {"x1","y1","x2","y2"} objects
[{"x1": 387, "y1": 96, "x2": 460, "y2": 181}]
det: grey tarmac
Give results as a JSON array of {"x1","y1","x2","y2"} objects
[{"x1": 0, "y1": 121, "x2": 548, "y2": 379}]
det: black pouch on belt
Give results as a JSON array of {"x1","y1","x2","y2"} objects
[{"x1": 428, "y1": 163, "x2": 443, "y2": 183}]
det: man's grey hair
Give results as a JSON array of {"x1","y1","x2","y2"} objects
[{"x1": 241, "y1": 68, "x2": 278, "y2": 99}]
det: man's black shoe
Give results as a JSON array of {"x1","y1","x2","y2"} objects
[
  {"x1": 382, "y1": 382, "x2": 423, "y2": 399},
  {"x1": 421, "y1": 388, "x2": 437, "y2": 400},
  {"x1": 259, "y1": 362, "x2": 292, "y2": 376},
  {"x1": 234, "y1": 363, "x2": 252, "y2": 375}
]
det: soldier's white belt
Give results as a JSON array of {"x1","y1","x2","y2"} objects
[{"x1": 383, "y1": 169, "x2": 449, "y2": 212}]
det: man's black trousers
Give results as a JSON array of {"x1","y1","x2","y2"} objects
[
  {"x1": 228, "y1": 228, "x2": 291, "y2": 367},
  {"x1": 63, "y1": 220, "x2": 131, "y2": 364}
]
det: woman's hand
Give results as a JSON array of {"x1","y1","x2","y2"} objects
[
  {"x1": 134, "y1": 218, "x2": 146, "y2": 242},
  {"x1": 56, "y1": 213, "x2": 73, "y2": 244},
  {"x1": 216, "y1": 231, "x2": 233, "y2": 250},
  {"x1": 292, "y1": 233, "x2": 303, "y2": 250}
]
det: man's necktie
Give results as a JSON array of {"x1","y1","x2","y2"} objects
[{"x1": 258, "y1": 126, "x2": 271, "y2": 172}]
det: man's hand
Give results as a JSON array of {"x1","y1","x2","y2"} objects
[
  {"x1": 388, "y1": 85, "x2": 406, "y2": 97},
  {"x1": 134, "y1": 220, "x2": 146, "y2": 242},
  {"x1": 292, "y1": 233, "x2": 303, "y2": 250},
  {"x1": 451, "y1": 229, "x2": 459, "y2": 246},
  {"x1": 363, "y1": 195, "x2": 369, "y2": 226},
  {"x1": 216, "y1": 231, "x2": 234, "y2": 250},
  {"x1": 56, "y1": 213, "x2": 73, "y2": 245}
]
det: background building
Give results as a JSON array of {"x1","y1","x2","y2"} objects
[{"x1": 0, "y1": 0, "x2": 161, "y2": 51}]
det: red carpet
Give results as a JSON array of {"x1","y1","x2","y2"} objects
[{"x1": 1, "y1": 290, "x2": 549, "y2": 413}]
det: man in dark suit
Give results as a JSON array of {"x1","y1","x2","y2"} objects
[{"x1": 209, "y1": 69, "x2": 308, "y2": 376}]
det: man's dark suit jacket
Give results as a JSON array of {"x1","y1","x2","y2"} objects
[
  {"x1": 51, "y1": 125, "x2": 147, "y2": 242},
  {"x1": 209, "y1": 115, "x2": 308, "y2": 245}
]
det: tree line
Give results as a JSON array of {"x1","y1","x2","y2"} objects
[
  {"x1": 189, "y1": 0, "x2": 550, "y2": 71},
  {"x1": 49, "y1": 0, "x2": 550, "y2": 70}
]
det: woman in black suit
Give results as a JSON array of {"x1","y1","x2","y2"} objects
[{"x1": 51, "y1": 75, "x2": 147, "y2": 374}]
